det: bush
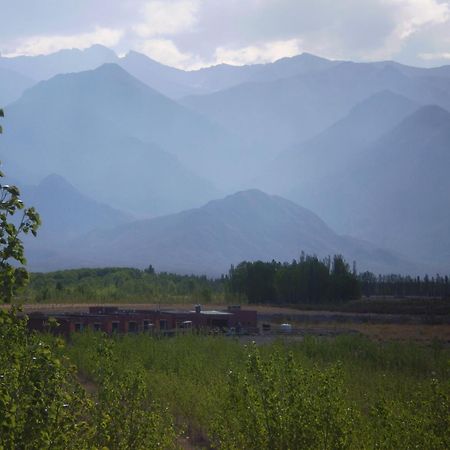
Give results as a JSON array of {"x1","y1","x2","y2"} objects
[{"x1": 210, "y1": 343, "x2": 356, "y2": 449}]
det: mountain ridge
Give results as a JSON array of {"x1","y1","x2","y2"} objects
[{"x1": 27, "y1": 190, "x2": 424, "y2": 275}]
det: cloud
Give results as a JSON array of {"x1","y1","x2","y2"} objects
[
  {"x1": 133, "y1": 0, "x2": 200, "y2": 38},
  {"x1": 214, "y1": 39, "x2": 303, "y2": 66},
  {"x1": 353, "y1": 0, "x2": 450, "y2": 61},
  {"x1": 138, "y1": 37, "x2": 303, "y2": 70},
  {"x1": 419, "y1": 51, "x2": 450, "y2": 60},
  {"x1": 1, "y1": 0, "x2": 450, "y2": 67},
  {"x1": 389, "y1": 0, "x2": 449, "y2": 39},
  {"x1": 3, "y1": 27, "x2": 124, "y2": 57},
  {"x1": 137, "y1": 38, "x2": 204, "y2": 69}
]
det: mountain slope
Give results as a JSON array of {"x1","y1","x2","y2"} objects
[
  {"x1": 0, "y1": 45, "x2": 118, "y2": 81},
  {"x1": 288, "y1": 105, "x2": 450, "y2": 266},
  {"x1": 118, "y1": 51, "x2": 208, "y2": 98},
  {"x1": 0, "y1": 67, "x2": 35, "y2": 106},
  {"x1": 3, "y1": 63, "x2": 246, "y2": 188},
  {"x1": 32, "y1": 190, "x2": 421, "y2": 275},
  {"x1": 2, "y1": 65, "x2": 223, "y2": 215},
  {"x1": 182, "y1": 62, "x2": 450, "y2": 155},
  {"x1": 22, "y1": 174, "x2": 132, "y2": 236},
  {"x1": 182, "y1": 52, "x2": 339, "y2": 93},
  {"x1": 21, "y1": 174, "x2": 133, "y2": 267},
  {"x1": 255, "y1": 90, "x2": 419, "y2": 194}
]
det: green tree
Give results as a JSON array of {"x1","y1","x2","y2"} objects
[{"x1": 0, "y1": 108, "x2": 41, "y2": 303}]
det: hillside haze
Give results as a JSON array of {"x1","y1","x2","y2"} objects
[
  {"x1": 254, "y1": 90, "x2": 419, "y2": 194},
  {"x1": 2, "y1": 64, "x2": 233, "y2": 215},
  {"x1": 27, "y1": 190, "x2": 421, "y2": 275}
]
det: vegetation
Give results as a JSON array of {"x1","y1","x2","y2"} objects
[
  {"x1": 0, "y1": 308, "x2": 176, "y2": 449},
  {"x1": 14, "y1": 262, "x2": 450, "y2": 307},
  {"x1": 64, "y1": 332, "x2": 449, "y2": 449},
  {"x1": 2, "y1": 308, "x2": 450, "y2": 449},
  {"x1": 229, "y1": 254, "x2": 360, "y2": 304},
  {"x1": 20, "y1": 267, "x2": 227, "y2": 304},
  {"x1": 359, "y1": 272, "x2": 450, "y2": 298}
]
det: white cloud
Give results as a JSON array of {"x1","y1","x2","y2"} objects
[
  {"x1": 214, "y1": 39, "x2": 303, "y2": 66},
  {"x1": 133, "y1": 0, "x2": 199, "y2": 38},
  {"x1": 3, "y1": 27, "x2": 123, "y2": 57},
  {"x1": 1, "y1": 0, "x2": 450, "y2": 68},
  {"x1": 356, "y1": 0, "x2": 450, "y2": 61},
  {"x1": 138, "y1": 38, "x2": 205, "y2": 69},
  {"x1": 388, "y1": 0, "x2": 449, "y2": 39},
  {"x1": 139, "y1": 37, "x2": 304, "y2": 70},
  {"x1": 419, "y1": 51, "x2": 450, "y2": 60}
]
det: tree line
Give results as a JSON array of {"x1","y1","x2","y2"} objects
[
  {"x1": 22, "y1": 267, "x2": 225, "y2": 304},
  {"x1": 227, "y1": 254, "x2": 361, "y2": 304},
  {"x1": 359, "y1": 272, "x2": 450, "y2": 298},
  {"x1": 19, "y1": 262, "x2": 450, "y2": 305}
]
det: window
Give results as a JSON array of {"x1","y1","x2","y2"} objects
[
  {"x1": 159, "y1": 319, "x2": 168, "y2": 330},
  {"x1": 128, "y1": 321, "x2": 138, "y2": 333},
  {"x1": 112, "y1": 322, "x2": 119, "y2": 333},
  {"x1": 74, "y1": 323, "x2": 83, "y2": 332},
  {"x1": 93, "y1": 323, "x2": 101, "y2": 331},
  {"x1": 143, "y1": 320, "x2": 152, "y2": 331}
]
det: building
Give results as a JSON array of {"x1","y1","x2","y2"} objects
[{"x1": 26, "y1": 305, "x2": 258, "y2": 337}]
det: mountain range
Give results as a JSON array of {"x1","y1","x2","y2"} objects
[
  {"x1": 1, "y1": 63, "x2": 235, "y2": 215},
  {"x1": 25, "y1": 189, "x2": 421, "y2": 275},
  {"x1": 1, "y1": 45, "x2": 450, "y2": 275}
]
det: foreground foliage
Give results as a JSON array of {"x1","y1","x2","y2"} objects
[
  {"x1": 68, "y1": 332, "x2": 450, "y2": 450},
  {"x1": 0, "y1": 309, "x2": 92, "y2": 449},
  {"x1": 0, "y1": 311, "x2": 449, "y2": 449},
  {"x1": 0, "y1": 309, "x2": 176, "y2": 449}
]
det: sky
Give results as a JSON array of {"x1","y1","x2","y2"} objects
[{"x1": 1, "y1": 0, "x2": 450, "y2": 69}]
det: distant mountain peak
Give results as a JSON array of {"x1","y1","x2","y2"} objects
[
  {"x1": 93, "y1": 62, "x2": 128, "y2": 75},
  {"x1": 84, "y1": 44, "x2": 116, "y2": 54},
  {"x1": 122, "y1": 50, "x2": 160, "y2": 64},
  {"x1": 348, "y1": 89, "x2": 417, "y2": 117},
  {"x1": 38, "y1": 174, "x2": 80, "y2": 193},
  {"x1": 207, "y1": 189, "x2": 279, "y2": 207},
  {"x1": 40, "y1": 173, "x2": 73, "y2": 186},
  {"x1": 403, "y1": 104, "x2": 450, "y2": 127}
]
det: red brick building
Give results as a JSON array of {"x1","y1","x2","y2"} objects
[{"x1": 27, "y1": 305, "x2": 257, "y2": 337}]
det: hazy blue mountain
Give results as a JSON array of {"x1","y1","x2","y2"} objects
[
  {"x1": 119, "y1": 51, "x2": 338, "y2": 98},
  {"x1": 181, "y1": 52, "x2": 339, "y2": 93},
  {"x1": 0, "y1": 67, "x2": 35, "y2": 106},
  {"x1": 244, "y1": 53, "x2": 340, "y2": 83},
  {"x1": 2, "y1": 64, "x2": 223, "y2": 215},
  {"x1": 5, "y1": 63, "x2": 245, "y2": 188},
  {"x1": 21, "y1": 174, "x2": 133, "y2": 268},
  {"x1": 22, "y1": 174, "x2": 132, "y2": 237},
  {"x1": 1, "y1": 46, "x2": 339, "y2": 100},
  {"x1": 287, "y1": 105, "x2": 450, "y2": 267},
  {"x1": 29, "y1": 190, "x2": 421, "y2": 275},
  {"x1": 0, "y1": 45, "x2": 118, "y2": 81},
  {"x1": 181, "y1": 61, "x2": 450, "y2": 156},
  {"x1": 374, "y1": 60, "x2": 450, "y2": 79},
  {"x1": 254, "y1": 90, "x2": 419, "y2": 194},
  {"x1": 118, "y1": 51, "x2": 208, "y2": 98}
]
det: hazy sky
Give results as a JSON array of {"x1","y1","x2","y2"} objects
[{"x1": 1, "y1": 0, "x2": 450, "y2": 69}]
